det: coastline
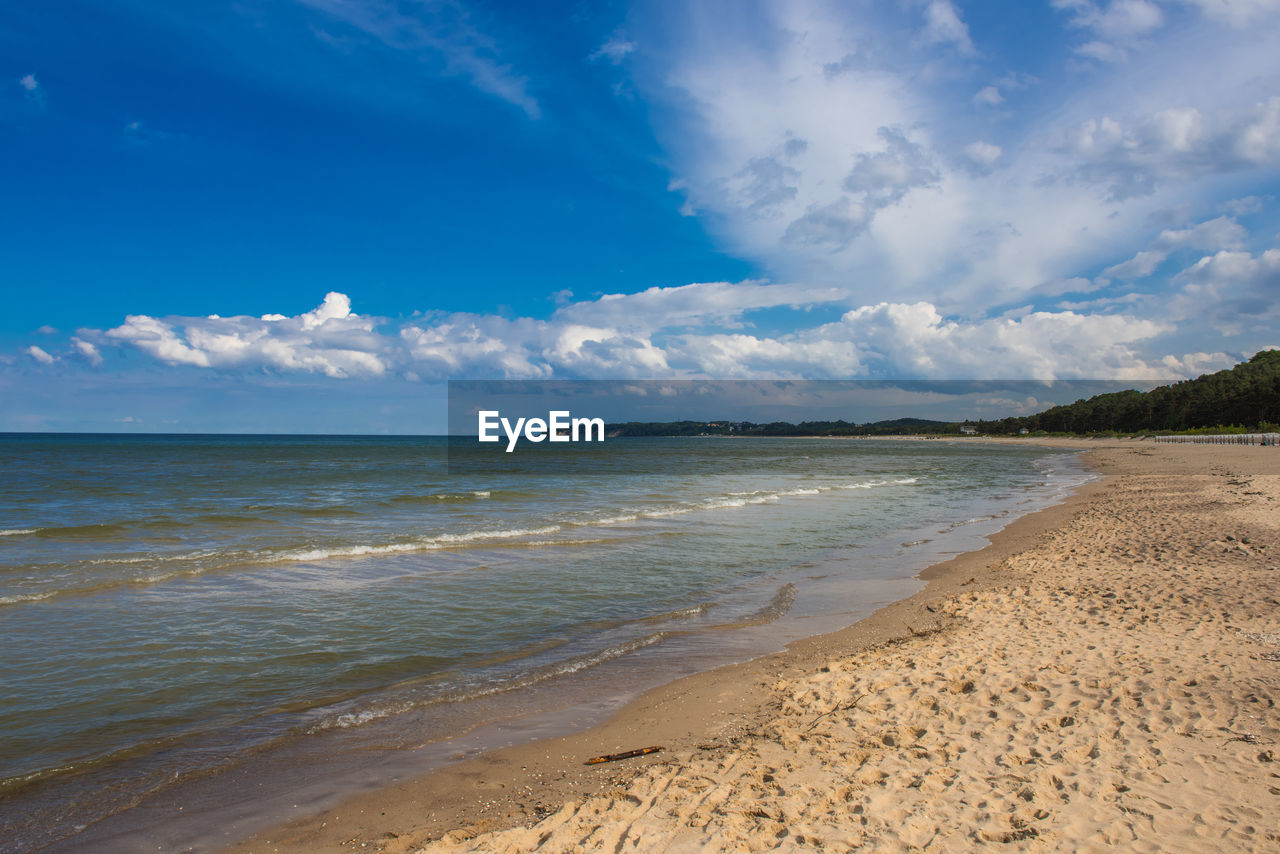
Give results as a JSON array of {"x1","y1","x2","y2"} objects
[{"x1": 224, "y1": 438, "x2": 1144, "y2": 853}]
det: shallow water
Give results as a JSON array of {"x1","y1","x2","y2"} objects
[{"x1": 0, "y1": 434, "x2": 1090, "y2": 851}]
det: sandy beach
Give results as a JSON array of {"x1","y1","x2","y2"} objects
[{"x1": 233, "y1": 440, "x2": 1280, "y2": 853}]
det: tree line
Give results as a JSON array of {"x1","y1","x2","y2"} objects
[
  {"x1": 975, "y1": 349, "x2": 1280, "y2": 435},
  {"x1": 606, "y1": 350, "x2": 1280, "y2": 437}
]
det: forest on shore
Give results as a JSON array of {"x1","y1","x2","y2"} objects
[{"x1": 607, "y1": 350, "x2": 1280, "y2": 438}]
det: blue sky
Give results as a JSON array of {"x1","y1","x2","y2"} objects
[{"x1": 2, "y1": 0, "x2": 1278, "y2": 432}]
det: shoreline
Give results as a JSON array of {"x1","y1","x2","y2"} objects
[{"x1": 225, "y1": 439, "x2": 1120, "y2": 853}]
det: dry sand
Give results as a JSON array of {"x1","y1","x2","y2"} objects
[{"x1": 234, "y1": 441, "x2": 1280, "y2": 853}]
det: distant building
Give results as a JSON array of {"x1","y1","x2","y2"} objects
[
  {"x1": 960, "y1": 425, "x2": 977, "y2": 435},
  {"x1": 1019, "y1": 427, "x2": 1030, "y2": 435}
]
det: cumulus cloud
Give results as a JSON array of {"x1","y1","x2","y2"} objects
[
  {"x1": 101, "y1": 292, "x2": 389, "y2": 378},
  {"x1": 1075, "y1": 40, "x2": 1128, "y2": 63},
  {"x1": 1057, "y1": 0, "x2": 1164, "y2": 39},
  {"x1": 919, "y1": 0, "x2": 974, "y2": 53},
  {"x1": 963, "y1": 141, "x2": 1003, "y2": 171},
  {"x1": 27, "y1": 4, "x2": 1276, "y2": 389},
  {"x1": 25, "y1": 345, "x2": 54, "y2": 365},
  {"x1": 1159, "y1": 350, "x2": 1238, "y2": 376},
  {"x1": 402, "y1": 296, "x2": 1179, "y2": 380},
  {"x1": 1054, "y1": 0, "x2": 1164, "y2": 62},
  {"x1": 973, "y1": 71, "x2": 1040, "y2": 108},
  {"x1": 973, "y1": 85, "x2": 1004, "y2": 106},
  {"x1": 619, "y1": 0, "x2": 1279, "y2": 318},
  {"x1": 71, "y1": 338, "x2": 103, "y2": 367},
  {"x1": 552, "y1": 280, "x2": 846, "y2": 332},
  {"x1": 17, "y1": 73, "x2": 45, "y2": 108},
  {"x1": 1101, "y1": 215, "x2": 1248, "y2": 278},
  {"x1": 72, "y1": 287, "x2": 1235, "y2": 382},
  {"x1": 1058, "y1": 98, "x2": 1280, "y2": 200},
  {"x1": 670, "y1": 303, "x2": 1168, "y2": 380},
  {"x1": 1168, "y1": 247, "x2": 1280, "y2": 334}
]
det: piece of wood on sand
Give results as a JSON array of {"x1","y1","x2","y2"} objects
[{"x1": 584, "y1": 746, "x2": 663, "y2": 765}]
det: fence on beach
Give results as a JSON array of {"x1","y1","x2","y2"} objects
[{"x1": 1153, "y1": 433, "x2": 1280, "y2": 446}]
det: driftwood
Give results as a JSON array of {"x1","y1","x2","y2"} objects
[
  {"x1": 585, "y1": 746, "x2": 663, "y2": 765},
  {"x1": 804, "y1": 693, "x2": 869, "y2": 732}
]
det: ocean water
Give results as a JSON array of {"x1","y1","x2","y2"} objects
[{"x1": 0, "y1": 434, "x2": 1090, "y2": 851}]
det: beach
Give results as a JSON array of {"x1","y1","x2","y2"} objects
[
  {"x1": 1, "y1": 435, "x2": 1089, "y2": 852},
  {"x1": 229, "y1": 440, "x2": 1280, "y2": 852}
]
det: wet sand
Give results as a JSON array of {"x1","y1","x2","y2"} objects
[{"x1": 230, "y1": 440, "x2": 1280, "y2": 852}]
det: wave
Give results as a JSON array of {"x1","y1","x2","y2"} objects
[
  {"x1": 33, "y1": 522, "x2": 126, "y2": 539},
  {"x1": 0, "y1": 475, "x2": 920, "y2": 607},
  {"x1": 637, "y1": 601, "x2": 715, "y2": 625},
  {"x1": 306, "y1": 632, "x2": 669, "y2": 735},
  {"x1": 0, "y1": 590, "x2": 57, "y2": 605},
  {"x1": 382, "y1": 490, "x2": 492, "y2": 506},
  {"x1": 937, "y1": 511, "x2": 1009, "y2": 534},
  {"x1": 277, "y1": 525, "x2": 564, "y2": 563},
  {"x1": 0, "y1": 528, "x2": 37, "y2": 537},
  {"x1": 304, "y1": 590, "x2": 784, "y2": 736},
  {"x1": 718, "y1": 583, "x2": 797, "y2": 628},
  {"x1": 580, "y1": 477, "x2": 918, "y2": 526}
]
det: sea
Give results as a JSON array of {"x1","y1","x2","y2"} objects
[{"x1": 0, "y1": 434, "x2": 1092, "y2": 852}]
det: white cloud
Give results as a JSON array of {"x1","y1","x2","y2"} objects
[
  {"x1": 71, "y1": 338, "x2": 103, "y2": 367},
  {"x1": 1167, "y1": 247, "x2": 1280, "y2": 335},
  {"x1": 121, "y1": 119, "x2": 184, "y2": 148},
  {"x1": 77, "y1": 287, "x2": 1237, "y2": 382},
  {"x1": 919, "y1": 1, "x2": 974, "y2": 53},
  {"x1": 963, "y1": 140, "x2": 1002, "y2": 169},
  {"x1": 102, "y1": 292, "x2": 389, "y2": 378},
  {"x1": 590, "y1": 32, "x2": 635, "y2": 64},
  {"x1": 17, "y1": 73, "x2": 45, "y2": 108},
  {"x1": 1070, "y1": 0, "x2": 1164, "y2": 39},
  {"x1": 553, "y1": 280, "x2": 847, "y2": 332},
  {"x1": 974, "y1": 72, "x2": 1038, "y2": 107},
  {"x1": 973, "y1": 85, "x2": 1004, "y2": 106},
  {"x1": 1102, "y1": 214, "x2": 1248, "y2": 278},
  {"x1": 1222, "y1": 195, "x2": 1270, "y2": 216},
  {"x1": 665, "y1": 302, "x2": 1170, "y2": 380},
  {"x1": 1036, "y1": 277, "x2": 1102, "y2": 297},
  {"x1": 1157, "y1": 216, "x2": 1249, "y2": 250},
  {"x1": 1075, "y1": 39, "x2": 1129, "y2": 62},
  {"x1": 1054, "y1": 0, "x2": 1164, "y2": 62},
  {"x1": 619, "y1": 0, "x2": 1279, "y2": 320},
  {"x1": 1159, "y1": 350, "x2": 1237, "y2": 375},
  {"x1": 301, "y1": 0, "x2": 540, "y2": 118},
  {"x1": 1102, "y1": 250, "x2": 1166, "y2": 279},
  {"x1": 1057, "y1": 99, "x2": 1280, "y2": 201},
  {"x1": 25, "y1": 345, "x2": 54, "y2": 365},
  {"x1": 30, "y1": 4, "x2": 1276, "y2": 389},
  {"x1": 1179, "y1": 0, "x2": 1280, "y2": 26}
]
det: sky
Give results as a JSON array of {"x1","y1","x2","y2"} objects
[{"x1": 2, "y1": 0, "x2": 1278, "y2": 433}]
